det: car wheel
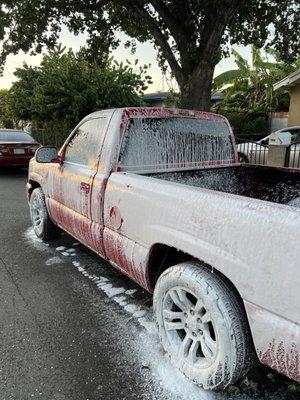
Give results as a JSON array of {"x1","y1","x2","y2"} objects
[
  {"x1": 153, "y1": 262, "x2": 255, "y2": 390},
  {"x1": 30, "y1": 187, "x2": 61, "y2": 241},
  {"x1": 238, "y1": 152, "x2": 249, "y2": 163}
]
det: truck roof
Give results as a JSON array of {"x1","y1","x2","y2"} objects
[{"x1": 83, "y1": 107, "x2": 228, "y2": 123}]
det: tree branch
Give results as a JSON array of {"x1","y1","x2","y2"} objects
[
  {"x1": 126, "y1": 0, "x2": 185, "y2": 86},
  {"x1": 198, "y1": 1, "x2": 240, "y2": 63},
  {"x1": 150, "y1": 1, "x2": 189, "y2": 54}
]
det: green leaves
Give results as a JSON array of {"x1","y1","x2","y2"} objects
[
  {"x1": 212, "y1": 69, "x2": 243, "y2": 90},
  {"x1": 213, "y1": 46, "x2": 300, "y2": 112},
  {"x1": 5, "y1": 45, "x2": 151, "y2": 142},
  {"x1": 0, "y1": 1, "x2": 299, "y2": 110}
]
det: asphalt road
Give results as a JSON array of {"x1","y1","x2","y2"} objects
[{"x1": 0, "y1": 168, "x2": 298, "y2": 400}]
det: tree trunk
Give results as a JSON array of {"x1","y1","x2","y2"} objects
[{"x1": 180, "y1": 61, "x2": 215, "y2": 112}]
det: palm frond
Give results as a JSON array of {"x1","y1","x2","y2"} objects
[
  {"x1": 213, "y1": 69, "x2": 243, "y2": 89},
  {"x1": 231, "y1": 49, "x2": 249, "y2": 72}
]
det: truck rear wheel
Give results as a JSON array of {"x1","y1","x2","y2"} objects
[
  {"x1": 30, "y1": 187, "x2": 61, "y2": 241},
  {"x1": 153, "y1": 262, "x2": 255, "y2": 390}
]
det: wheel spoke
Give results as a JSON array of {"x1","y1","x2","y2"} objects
[
  {"x1": 163, "y1": 309, "x2": 184, "y2": 320},
  {"x1": 201, "y1": 310, "x2": 211, "y2": 324},
  {"x1": 188, "y1": 339, "x2": 200, "y2": 364},
  {"x1": 164, "y1": 320, "x2": 185, "y2": 331},
  {"x1": 200, "y1": 333, "x2": 217, "y2": 359},
  {"x1": 194, "y1": 299, "x2": 204, "y2": 313},
  {"x1": 169, "y1": 288, "x2": 188, "y2": 310},
  {"x1": 178, "y1": 335, "x2": 192, "y2": 359}
]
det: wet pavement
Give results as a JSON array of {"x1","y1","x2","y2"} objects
[{"x1": 0, "y1": 167, "x2": 298, "y2": 400}]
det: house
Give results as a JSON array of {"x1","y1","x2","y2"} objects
[{"x1": 273, "y1": 69, "x2": 300, "y2": 126}]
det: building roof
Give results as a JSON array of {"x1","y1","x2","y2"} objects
[
  {"x1": 142, "y1": 92, "x2": 170, "y2": 101},
  {"x1": 141, "y1": 91, "x2": 223, "y2": 102},
  {"x1": 273, "y1": 69, "x2": 300, "y2": 91}
]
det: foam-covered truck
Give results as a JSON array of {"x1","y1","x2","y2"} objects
[{"x1": 27, "y1": 108, "x2": 300, "y2": 390}]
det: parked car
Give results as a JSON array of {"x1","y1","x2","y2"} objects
[
  {"x1": 0, "y1": 129, "x2": 40, "y2": 167},
  {"x1": 27, "y1": 108, "x2": 300, "y2": 390},
  {"x1": 237, "y1": 126, "x2": 300, "y2": 167}
]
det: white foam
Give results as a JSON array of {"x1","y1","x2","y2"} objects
[
  {"x1": 114, "y1": 295, "x2": 128, "y2": 306},
  {"x1": 124, "y1": 304, "x2": 139, "y2": 313},
  {"x1": 104, "y1": 287, "x2": 126, "y2": 298},
  {"x1": 125, "y1": 289, "x2": 137, "y2": 296},
  {"x1": 24, "y1": 227, "x2": 48, "y2": 250},
  {"x1": 72, "y1": 261, "x2": 81, "y2": 267},
  {"x1": 65, "y1": 248, "x2": 76, "y2": 253},
  {"x1": 45, "y1": 256, "x2": 62, "y2": 266},
  {"x1": 133, "y1": 310, "x2": 147, "y2": 318}
]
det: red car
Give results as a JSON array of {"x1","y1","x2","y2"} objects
[{"x1": 0, "y1": 129, "x2": 40, "y2": 167}]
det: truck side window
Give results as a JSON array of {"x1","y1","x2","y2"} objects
[{"x1": 64, "y1": 118, "x2": 107, "y2": 168}]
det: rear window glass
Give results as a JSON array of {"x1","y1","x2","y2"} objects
[
  {"x1": 0, "y1": 131, "x2": 35, "y2": 142},
  {"x1": 119, "y1": 117, "x2": 234, "y2": 171}
]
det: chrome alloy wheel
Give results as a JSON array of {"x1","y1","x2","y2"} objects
[{"x1": 162, "y1": 287, "x2": 218, "y2": 367}]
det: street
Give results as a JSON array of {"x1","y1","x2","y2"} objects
[{"x1": 0, "y1": 168, "x2": 297, "y2": 400}]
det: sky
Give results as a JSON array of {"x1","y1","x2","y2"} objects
[{"x1": 0, "y1": 26, "x2": 252, "y2": 93}]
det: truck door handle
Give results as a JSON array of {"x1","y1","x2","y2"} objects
[{"x1": 80, "y1": 182, "x2": 90, "y2": 193}]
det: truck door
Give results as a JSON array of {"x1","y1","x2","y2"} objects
[{"x1": 47, "y1": 117, "x2": 108, "y2": 253}]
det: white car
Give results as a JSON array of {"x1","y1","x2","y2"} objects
[{"x1": 237, "y1": 126, "x2": 300, "y2": 168}]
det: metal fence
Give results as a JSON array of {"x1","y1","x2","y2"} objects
[
  {"x1": 236, "y1": 138, "x2": 300, "y2": 169},
  {"x1": 288, "y1": 142, "x2": 300, "y2": 169}
]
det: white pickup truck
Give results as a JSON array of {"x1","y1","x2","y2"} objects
[{"x1": 27, "y1": 107, "x2": 300, "y2": 390}]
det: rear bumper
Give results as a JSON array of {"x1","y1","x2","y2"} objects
[
  {"x1": 0, "y1": 155, "x2": 32, "y2": 166},
  {"x1": 244, "y1": 300, "x2": 300, "y2": 382}
]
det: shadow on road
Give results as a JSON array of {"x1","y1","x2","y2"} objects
[{"x1": 0, "y1": 166, "x2": 28, "y2": 176}]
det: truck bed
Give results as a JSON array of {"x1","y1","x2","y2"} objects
[{"x1": 147, "y1": 165, "x2": 300, "y2": 206}]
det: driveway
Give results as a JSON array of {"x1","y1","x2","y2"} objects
[{"x1": 0, "y1": 168, "x2": 297, "y2": 400}]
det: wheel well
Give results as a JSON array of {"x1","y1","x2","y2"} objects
[
  {"x1": 148, "y1": 244, "x2": 193, "y2": 290},
  {"x1": 147, "y1": 244, "x2": 243, "y2": 302},
  {"x1": 28, "y1": 180, "x2": 41, "y2": 198}
]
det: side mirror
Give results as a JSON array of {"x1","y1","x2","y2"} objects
[{"x1": 35, "y1": 146, "x2": 59, "y2": 163}]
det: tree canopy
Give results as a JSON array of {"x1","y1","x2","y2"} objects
[
  {"x1": 0, "y1": 88, "x2": 13, "y2": 128},
  {"x1": 1, "y1": 1, "x2": 299, "y2": 110},
  {"x1": 5, "y1": 46, "x2": 151, "y2": 144}
]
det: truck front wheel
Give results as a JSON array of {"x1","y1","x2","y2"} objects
[
  {"x1": 30, "y1": 188, "x2": 61, "y2": 241},
  {"x1": 153, "y1": 262, "x2": 255, "y2": 390}
]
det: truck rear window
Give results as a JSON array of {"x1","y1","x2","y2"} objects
[{"x1": 119, "y1": 117, "x2": 234, "y2": 171}]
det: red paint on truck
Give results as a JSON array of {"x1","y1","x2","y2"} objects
[{"x1": 27, "y1": 107, "x2": 300, "y2": 382}]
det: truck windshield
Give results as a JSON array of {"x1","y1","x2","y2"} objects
[{"x1": 119, "y1": 117, "x2": 234, "y2": 171}]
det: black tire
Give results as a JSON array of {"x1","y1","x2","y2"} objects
[
  {"x1": 238, "y1": 152, "x2": 249, "y2": 163},
  {"x1": 153, "y1": 262, "x2": 255, "y2": 390},
  {"x1": 30, "y1": 187, "x2": 61, "y2": 241}
]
